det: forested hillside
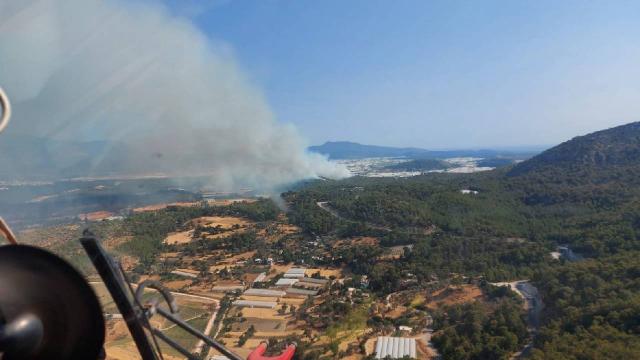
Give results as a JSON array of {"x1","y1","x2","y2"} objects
[
  {"x1": 509, "y1": 122, "x2": 640, "y2": 177},
  {"x1": 287, "y1": 122, "x2": 640, "y2": 359}
]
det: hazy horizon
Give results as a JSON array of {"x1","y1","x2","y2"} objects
[
  {"x1": 183, "y1": 0, "x2": 640, "y2": 149},
  {"x1": 312, "y1": 139, "x2": 552, "y2": 152},
  {"x1": 2, "y1": 0, "x2": 640, "y2": 185}
]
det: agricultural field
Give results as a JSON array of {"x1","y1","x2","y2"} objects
[
  {"x1": 93, "y1": 281, "x2": 217, "y2": 359},
  {"x1": 18, "y1": 194, "x2": 527, "y2": 359}
]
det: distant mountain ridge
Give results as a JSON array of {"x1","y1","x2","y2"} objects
[
  {"x1": 503, "y1": 121, "x2": 640, "y2": 208},
  {"x1": 509, "y1": 122, "x2": 640, "y2": 178},
  {"x1": 309, "y1": 141, "x2": 539, "y2": 160}
]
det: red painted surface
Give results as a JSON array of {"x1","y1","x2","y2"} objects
[{"x1": 247, "y1": 343, "x2": 296, "y2": 360}]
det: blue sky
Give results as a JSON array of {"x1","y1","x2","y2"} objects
[{"x1": 161, "y1": 0, "x2": 640, "y2": 149}]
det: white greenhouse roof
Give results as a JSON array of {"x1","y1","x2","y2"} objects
[
  {"x1": 275, "y1": 278, "x2": 299, "y2": 286},
  {"x1": 375, "y1": 337, "x2": 416, "y2": 359},
  {"x1": 232, "y1": 300, "x2": 277, "y2": 309},
  {"x1": 244, "y1": 288, "x2": 286, "y2": 297}
]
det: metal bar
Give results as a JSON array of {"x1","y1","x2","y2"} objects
[
  {"x1": 156, "y1": 307, "x2": 243, "y2": 360},
  {"x1": 0, "y1": 217, "x2": 17, "y2": 245},
  {"x1": 81, "y1": 234, "x2": 159, "y2": 360},
  {"x1": 0, "y1": 87, "x2": 11, "y2": 134},
  {"x1": 150, "y1": 328, "x2": 199, "y2": 360}
]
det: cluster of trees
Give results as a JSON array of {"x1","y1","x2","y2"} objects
[
  {"x1": 285, "y1": 174, "x2": 535, "y2": 238},
  {"x1": 113, "y1": 198, "x2": 279, "y2": 271},
  {"x1": 283, "y1": 139, "x2": 640, "y2": 358},
  {"x1": 333, "y1": 245, "x2": 383, "y2": 274},
  {"x1": 286, "y1": 157, "x2": 640, "y2": 277},
  {"x1": 237, "y1": 325, "x2": 256, "y2": 346},
  {"x1": 432, "y1": 290, "x2": 528, "y2": 360},
  {"x1": 403, "y1": 235, "x2": 550, "y2": 282},
  {"x1": 331, "y1": 234, "x2": 550, "y2": 294},
  {"x1": 107, "y1": 123, "x2": 640, "y2": 359},
  {"x1": 283, "y1": 192, "x2": 336, "y2": 235},
  {"x1": 288, "y1": 155, "x2": 640, "y2": 258},
  {"x1": 316, "y1": 298, "x2": 352, "y2": 327},
  {"x1": 530, "y1": 253, "x2": 640, "y2": 358},
  {"x1": 117, "y1": 207, "x2": 197, "y2": 269},
  {"x1": 222, "y1": 198, "x2": 281, "y2": 221},
  {"x1": 178, "y1": 231, "x2": 260, "y2": 256}
]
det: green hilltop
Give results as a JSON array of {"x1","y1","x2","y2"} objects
[{"x1": 286, "y1": 121, "x2": 640, "y2": 359}]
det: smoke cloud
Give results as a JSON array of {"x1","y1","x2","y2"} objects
[{"x1": 0, "y1": 0, "x2": 349, "y2": 190}]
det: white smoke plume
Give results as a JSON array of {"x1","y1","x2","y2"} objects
[{"x1": 0, "y1": 0, "x2": 349, "y2": 190}]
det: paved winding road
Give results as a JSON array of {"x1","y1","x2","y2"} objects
[{"x1": 492, "y1": 280, "x2": 542, "y2": 359}]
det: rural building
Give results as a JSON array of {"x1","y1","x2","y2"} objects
[
  {"x1": 243, "y1": 288, "x2": 286, "y2": 298},
  {"x1": 275, "y1": 278, "x2": 299, "y2": 287},
  {"x1": 285, "y1": 288, "x2": 318, "y2": 297},
  {"x1": 298, "y1": 277, "x2": 328, "y2": 285},
  {"x1": 232, "y1": 300, "x2": 277, "y2": 309},
  {"x1": 283, "y1": 268, "x2": 306, "y2": 278},
  {"x1": 374, "y1": 337, "x2": 417, "y2": 359},
  {"x1": 253, "y1": 272, "x2": 267, "y2": 284},
  {"x1": 425, "y1": 314, "x2": 433, "y2": 327},
  {"x1": 295, "y1": 281, "x2": 325, "y2": 290},
  {"x1": 460, "y1": 189, "x2": 479, "y2": 195},
  {"x1": 360, "y1": 275, "x2": 370, "y2": 288},
  {"x1": 243, "y1": 272, "x2": 267, "y2": 285},
  {"x1": 296, "y1": 277, "x2": 329, "y2": 288},
  {"x1": 170, "y1": 269, "x2": 198, "y2": 279},
  {"x1": 557, "y1": 245, "x2": 582, "y2": 261}
]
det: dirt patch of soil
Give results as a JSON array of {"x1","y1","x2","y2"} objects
[
  {"x1": 305, "y1": 267, "x2": 343, "y2": 279},
  {"x1": 164, "y1": 279, "x2": 193, "y2": 290},
  {"x1": 425, "y1": 285, "x2": 484, "y2": 310},
  {"x1": 164, "y1": 230, "x2": 194, "y2": 245},
  {"x1": 132, "y1": 202, "x2": 198, "y2": 213},
  {"x1": 335, "y1": 237, "x2": 379, "y2": 247},
  {"x1": 192, "y1": 216, "x2": 251, "y2": 228}
]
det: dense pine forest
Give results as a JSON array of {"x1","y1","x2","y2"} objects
[{"x1": 284, "y1": 122, "x2": 640, "y2": 358}]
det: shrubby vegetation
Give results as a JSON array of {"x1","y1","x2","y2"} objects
[
  {"x1": 284, "y1": 122, "x2": 640, "y2": 358},
  {"x1": 78, "y1": 123, "x2": 640, "y2": 359},
  {"x1": 530, "y1": 253, "x2": 640, "y2": 358},
  {"x1": 403, "y1": 235, "x2": 550, "y2": 282},
  {"x1": 432, "y1": 293, "x2": 528, "y2": 359},
  {"x1": 115, "y1": 198, "x2": 279, "y2": 270}
]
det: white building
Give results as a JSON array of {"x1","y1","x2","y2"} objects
[
  {"x1": 253, "y1": 272, "x2": 267, "y2": 284},
  {"x1": 275, "y1": 278, "x2": 299, "y2": 287},
  {"x1": 232, "y1": 300, "x2": 277, "y2": 309},
  {"x1": 374, "y1": 337, "x2": 417, "y2": 359},
  {"x1": 244, "y1": 288, "x2": 286, "y2": 298},
  {"x1": 285, "y1": 288, "x2": 318, "y2": 297},
  {"x1": 283, "y1": 268, "x2": 307, "y2": 278}
]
